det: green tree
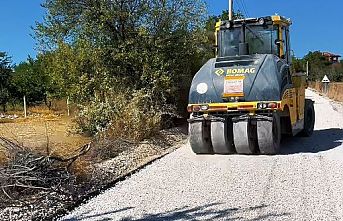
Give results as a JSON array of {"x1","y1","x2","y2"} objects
[
  {"x1": 331, "y1": 61, "x2": 343, "y2": 82},
  {"x1": 291, "y1": 56, "x2": 306, "y2": 73},
  {"x1": 12, "y1": 57, "x2": 50, "y2": 105},
  {"x1": 36, "y1": 0, "x2": 207, "y2": 97},
  {"x1": 304, "y1": 51, "x2": 328, "y2": 80},
  {"x1": 35, "y1": 0, "x2": 208, "y2": 135},
  {"x1": 0, "y1": 52, "x2": 13, "y2": 112},
  {"x1": 291, "y1": 51, "x2": 343, "y2": 82}
]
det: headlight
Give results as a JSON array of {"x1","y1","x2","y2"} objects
[
  {"x1": 200, "y1": 105, "x2": 209, "y2": 111},
  {"x1": 196, "y1": 83, "x2": 208, "y2": 94}
]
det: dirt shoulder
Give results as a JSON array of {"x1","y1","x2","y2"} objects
[
  {"x1": 0, "y1": 115, "x2": 90, "y2": 157},
  {"x1": 309, "y1": 82, "x2": 343, "y2": 102},
  {"x1": 0, "y1": 121, "x2": 188, "y2": 221}
]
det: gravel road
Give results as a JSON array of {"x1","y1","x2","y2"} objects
[{"x1": 62, "y1": 90, "x2": 343, "y2": 221}]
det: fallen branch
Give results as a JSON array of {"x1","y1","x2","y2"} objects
[{"x1": 0, "y1": 137, "x2": 92, "y2": 209}]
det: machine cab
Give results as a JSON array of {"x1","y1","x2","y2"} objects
[
  {"x1": 188, "y1": 15, "x2": 314, "y2": 156},
  {"x1": 215, "y1": 15, "x2": 292, "y2": 64}
]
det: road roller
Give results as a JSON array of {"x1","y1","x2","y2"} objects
[{"x1": 187, "y1": 15, "x2": 315, "y2": 155}]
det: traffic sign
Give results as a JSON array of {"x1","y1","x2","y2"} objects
[{"x1": 322, "y1": 75, "x2": 330, "y2": 83}]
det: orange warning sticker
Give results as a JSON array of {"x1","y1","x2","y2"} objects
[{"x1": 223, "y1": 76, "x2": 245, "y2": 97}]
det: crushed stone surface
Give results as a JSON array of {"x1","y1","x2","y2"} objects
[{"x1": 62, "y1": 90, "x2": 343, "y2": 221}]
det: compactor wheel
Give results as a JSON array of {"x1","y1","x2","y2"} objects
[
  {"x1": 257, "y1": 114, "x2": 281, "y2": 155},
  {"x1": 189, "y1": 120, "x2": 213, "y2": 154},
  {"x1": 300, "y1": 99, "x2": 315, "y2": 137},
  {"x1": 233, "y1": 119, "x2": 257, "y2": 154},
  {"x1": 211, "y1": 118, "x2": 235, "y2": 154}
]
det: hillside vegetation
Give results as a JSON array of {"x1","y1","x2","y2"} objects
[{"x1": 293, "y1": 51, "x2": 343, "y2": 82}]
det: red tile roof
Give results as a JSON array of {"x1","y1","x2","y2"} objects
[{"x1": 322, "y1": 52, "x2": 341, "y2": 57}]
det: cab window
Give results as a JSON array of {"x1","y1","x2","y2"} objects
[{"x1": 246, "y1": 25, "x2": 279, "y2": 55}]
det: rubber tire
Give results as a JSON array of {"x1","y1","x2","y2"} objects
[
  {"x1": 233, "y1": 119, "x2": 256, "y2": 154},
  {"x1": 257, "y1": 113, "x2": 281, "y2": 155},
  {"x1": 211, "y1": 119, "x2": 235, "y2": 154},
  {"x1": 300, "y1": 99, "x2": 315, "y2": 137},
  {"x1": 189, "y1": 121, "x2": 213, "y2": 154}
]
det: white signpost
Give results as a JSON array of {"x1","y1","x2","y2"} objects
[{"x1": 322, "y1": 75, "x2": 330, "y2": 94}]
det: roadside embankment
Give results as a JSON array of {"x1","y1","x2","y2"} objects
[
  {"x1": 309, "y1": 81, "x2": 343, "y2": 102},
  {"x1": 0, "y1": 126, "x2": 187, "y2": 221}
]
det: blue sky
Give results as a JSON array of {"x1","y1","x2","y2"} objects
[
  {"x1": 207, "y1": 0, "x2": 343, "y2": 59},
  {"x1": 0, "y1": 0, "x2": 342, "y2": 64},
  {"x1": 0, "y1": 0, "x2": 44, "y2": 64}
]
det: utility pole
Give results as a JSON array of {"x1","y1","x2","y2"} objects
[{"x1": 229, "y1": 0, "x2": 233, "y2": 20}]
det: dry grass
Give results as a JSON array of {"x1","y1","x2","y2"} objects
[
  {"x1": 328, "y1": 83, "x2": 343, "y2": 102},
  {"x1": 5, "y1": 99, "x2": 76, "y2": 117},
  {"x1": 0, "y1": 103, "x2": 90, "y2": 174},
  {"x1": 0, "y1": 119, "x2": 16, "y2": 124},
  {"x1": 309, "y1": 81, "x2": 343, "y2": 102},
  {"x1": 0, "y1": 117, "x2": 90, "y2": 155},
  {"x1": 0, "y1": 151, "x2": 7, "y2": 165}
]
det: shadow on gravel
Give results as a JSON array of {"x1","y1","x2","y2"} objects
[
  {"x1": 63, "y1": 207, "x2": 134, "y2": 221},
  {"x1": 117, "y1": 203, "x2": 290, "y2": 221},
  {"x1": 281, "y1": 128, "x2": 343, "y2": 154},
  {"x1": 65, "y1": 203, "x2": 290, "y2": 221}
]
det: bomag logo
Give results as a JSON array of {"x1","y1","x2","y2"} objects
[{"x1": 227, "y1": 68, "x2": 256, "y2": 75}]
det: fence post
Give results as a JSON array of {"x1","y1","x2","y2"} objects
[
  {"x1": 67, "y1": 96, "x2": 70, "y2": 116},
  {"x1": 23, "y1": 95, "x2": 27, "y2": 118}
]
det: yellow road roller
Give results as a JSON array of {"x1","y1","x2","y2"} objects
[{"x1": 187, "y1": 15, "x2": 315, "y2": 155}]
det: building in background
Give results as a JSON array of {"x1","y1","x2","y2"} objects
[{"x1": 322, "y1": 52, "x2": 341, "y2": 63}]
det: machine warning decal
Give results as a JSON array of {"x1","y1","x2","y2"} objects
[
  {"x1": 227, "y1": 68, "x2": 256, "y2": 75},
  {"x1": 215, "y1": 68, "x2": 225, "y2": 76},
  {"x1": 223, "y1": 76, "x2": 245, "y2": 97}
]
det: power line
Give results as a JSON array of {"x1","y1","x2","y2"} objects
[
  {"x1": 241, "y1": 0, "x2": 250, "y2": 18},
  {"x1": 230, "y1": 0, "x2": 250, "y2": 19},
  {"x1": 235, "y1": 0, "x2": 247, "y2": 18},
  {"x1": 236, "y1": 0, "x2": 245, "y2": 17}
]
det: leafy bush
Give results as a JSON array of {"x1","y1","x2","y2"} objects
[
  {"x1": 76, "y1": 90, "x2": 162, "y2": 141},
  {"x1": 76, "y1": 99, "x2": 116, "y2": 135}
]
